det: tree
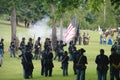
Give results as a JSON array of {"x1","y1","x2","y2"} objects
[
  {"x1": 111, "y1": 0, "x2": 120, "y2": 9},
  {"x1": 0, "y1": 0, "x2": 47, "y2": 41}
]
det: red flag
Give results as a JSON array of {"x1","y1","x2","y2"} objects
[{"x1": 64, "y1": 17, "x2": 76, "y2": 42}]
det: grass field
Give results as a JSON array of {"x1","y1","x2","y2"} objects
[{"x1": 0, "y1": 20, "x2": 115, "y2": 80}]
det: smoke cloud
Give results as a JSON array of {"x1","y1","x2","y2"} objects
[{"x1": 18, "y1": 16, "x2": 66, "y2": 43}]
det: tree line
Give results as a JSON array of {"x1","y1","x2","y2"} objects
[{"x1": 0, "y1": 0, "x2": 119, "y2": 47}]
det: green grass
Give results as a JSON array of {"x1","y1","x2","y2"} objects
[{"x1": 0, "y1": 20, "x2": 116, "y2": 80}]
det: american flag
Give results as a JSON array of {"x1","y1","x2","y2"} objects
[{"x1": 64, "y1": 17, "x2": 76, "y2": 42}]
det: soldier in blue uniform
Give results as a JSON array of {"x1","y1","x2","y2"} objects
[
  {"x1": 61, "y1": 51, "x2": 69, "y2": 76},
  {"x1": 44, "y1": 40, "x2": 54, "y2": 77},
  {"x1": 95, "y1": 49, "x2": 109, "y2": 80},
  {"x1": 0, "y1": 38, "x2": 4, "y2": 67},
  {"x1": 72, "y1": 46, "x2": 78, "y2": 75},
  {"x1": 41, "y1": 49, "x2": 47, "y2": 76},
  {"x1": 0, "y1": 39, "x2": 4, "y2": 56},
  {"x1": 59, "y1": 40, "x2": 67, "y2": 61},
  {"x1": 68, "y1": 41, "x2": 74, "y2": 61},
  {"x1": 109, "y1": 48, "x2": 120, "y2": 80},
  {"x1": 19, "y1": 37, "x2": 26, "y2": 54},
  {"x1": 76, "y1": 48, "x2": 88, "y2": 80},
  {"x1": 27, "y1": 38, "x2": 33, "y2": 54},
  {"x1": 41, "y1": 39, "x2": 54, "y2": 77},
  {"x1": 19, "y1": 45, "x2": 34, "y2": 79},
  {"x1": 54, "y1": 40, "x2": 59, "y2": 60},
  {"x1": 44, "y1": 38, "x2": 49, "y2": 50},
  {"x1": 10, "y1": 39, "x2": 15, "y2": 57},
  {"x1": 34, "y1": 37, "x2": 41, "y2": 60}
]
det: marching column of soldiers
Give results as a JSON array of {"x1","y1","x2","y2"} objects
[{"x1": 1, "y1": 36, "x2": 120, "y2": 80}]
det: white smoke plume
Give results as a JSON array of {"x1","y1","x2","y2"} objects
[
  {"x1": 28, "y1": 16, "x2": 66, "y2": 43},
  {"x1": 28, "y1": 16, "x2": 52, "y2": 43},
  {"x1": 18, "y1": 16, "x2": 66, "y2": 43}
]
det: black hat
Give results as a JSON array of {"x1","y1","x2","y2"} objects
[
  {"x1": 1, "y1": 38, "x2": 4, "y2": 41},
  {"x1": 29, "y1": 38, "x2": 32, "y2": 41},
  {"x1": 80, "y1": 48, "x2": 86, "y2": 53},
  {"x1": 38, "y1": 37, "x2": 41, "y2": 40},
  {"x1": 60, "y1": 40, "x2": 63, "y2": 43},
  {"x1": 111, "y1": 48, "x2": 115, "y2": 51},
  {"x1": 22, "y1": 37, "x2": 25, "y2": 40}
]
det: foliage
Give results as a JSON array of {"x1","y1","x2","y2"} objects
[
  {"x1": 114, "y1": 7, "x2": 120, "y2": 26},
  {"x1": 0, "y1": 0, "x2": 119, "y2": 29},
  {"x1": 111, "y1": 0, "x2": 120, "y2": 9},
  {"x1": 16, "y1": 1, "x2": 48, "y2": 22}
]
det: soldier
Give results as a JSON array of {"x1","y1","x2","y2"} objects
[
  {"x1": 95, "y1": 49, "x2": 109, "y2": 80},
  {"x1": 86, "y1": 33, "x2": 90, "y2": 45},
  {"x1": 68, "y1": 41, "x2": 74, "y2": 61},
  {"x1": 44, "y1": 38, "x2": 49, "y2": 50},
  {"x1": 0, "y1": 39, "x2": 4, "y2": 56},
  {"x1": 24, "y1": 18, "x2": 27, "y2": 27},
  {"x1": 27, "y1": 38, "x2": 33, "y2": 54},
  {"x1": 61, "y1": 51, "x2": 69, "y2": 76},
  {"x1": 34, "y1": 37, "x2": 41, "y2": 60},
  {"x1": 59, "y1": 40, "x2": 67, "y2": 61},
  {"x1": 109, "y1": 48, "x2": 120, "y2": 80},
  {"x1": 83, "y1": 32, "x2": 86, "y2": 45},
  {"x1": 76, "y1": 48, "x2": 88, "y2": 80},
  {"x1": 116, "y1": 32, "x2": 120, "y2": 43},
  {"x1": 0, "y1": 38, "x2": 4, "y2": 67},
  {"x1": 72, "y1": 46, "x2": 78, "y2": 75},
  {"x1": 111, "y1": 41, "x2": 117, "y2": 52},
  {"x1": 78, "y1": 33, "x2": 82, "y2": 45},
  {"x1": 19, "y1": 37, "x2": 26, "y2": 54},
  {"x1": 10, "y1": 39, "x2": 16, "y2": 57},
  {"x1": 41, "y1": 49, "x2": 47, "y2": 76},
  {"x1": 19, "y1": 45, "x2": 34, "y2": 79},
  {"x1": 117, "y1": 41, "x2": 120, "y2": 55},
  {"x1": 44, "y1": 44, "x2": 54, "y2": 77},
  {"x1": 54, "y1": 40, "x2": 59, "y2": 60}
]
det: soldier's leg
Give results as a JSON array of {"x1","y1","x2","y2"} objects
[
  {"x1": 80, "y1": 70, "x2": 85, "y2": 80},
  {"x1": 114, "y1": 69, "x2": 119, "y2": 80},
  {"x1": 49, "y1": 68, "x2": 52, "y2": 76},
  {"x1": 110, "y1": 66, "x2": 114, "y2": 80},
  {"x1": 73, "y1": 63, "x2": 77, "y2": 75},
  {"x1": 97, "y1": 71, "x2": 102, "y2": 80},
  {"x1": 0, "y1": 55, "x2": 2, "y2": 67},
  {"x1": 76, "y1": 69, "x2": 80, "y2": 80},
  {"x1": 45, "y1": 67, "x2": 48, "y2": 77},
  {"x1": 41, "y1": 60, "x2": 44, "y2": 76},
  {"x1": 13, "y1": 50, "x2": 15, "y2": 57},
  {"x1": 102, "y1": 70, "x2": 107, "y2": 80}
]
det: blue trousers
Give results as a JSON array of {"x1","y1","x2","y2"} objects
[
  {"x1": 62, "y1": 63, "x2": 68, "y2": 76},
  {"x1": 10, "y1": 49, "x2": 15, "y2": 57},
  {"x1": 110, "y1": 66, "x2": 119, "y2": 80},
  {"x1": 76, "y1": 69, "x2": 85, "y2": 80},
  {"x1": 0, "y1": 49, "x2": 3, "y2": 57},
  {"x1": 97, "y1": 70, "x2": 107, "y2": 80},
  {"x1": 69, "y1": 54, "x2": 73, "y2": 61}
]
